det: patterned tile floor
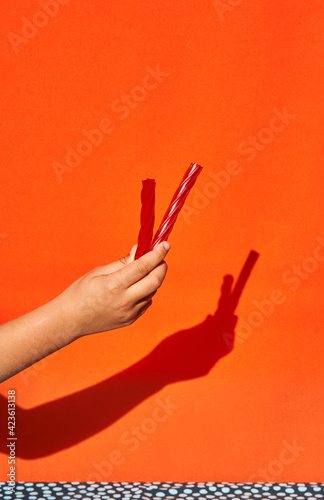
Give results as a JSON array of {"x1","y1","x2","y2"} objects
[{"x1": 0, "y1": 482, "x2": 323, "y2": 499}]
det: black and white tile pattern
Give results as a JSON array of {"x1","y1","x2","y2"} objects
[{"x1": 0, "y1": 482, "x2": 323, "y2": 499}]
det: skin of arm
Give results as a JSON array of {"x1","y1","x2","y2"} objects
[{"x1": 0, "y1": 242, "x2": 170, "y2": 383}]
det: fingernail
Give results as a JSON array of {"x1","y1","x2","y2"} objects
[
  {"x1": 130, "y1": 245, "x2": 137, "y2": 255},
  {"x1": 163, "y1": 241, "x2": 171, "y2": 251}
]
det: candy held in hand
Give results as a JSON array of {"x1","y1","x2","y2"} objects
[
  {"x1": 135, "y1": 163, "x2": 203, "y2": 259},
  {"x1": 150, "y1": 162, "x2": 203, "y2": 250}
]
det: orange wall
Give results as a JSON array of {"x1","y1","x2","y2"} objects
[{"x1": 0, "y1": 0, "x2": 323, "y2": 481}]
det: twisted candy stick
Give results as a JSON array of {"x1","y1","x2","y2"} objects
[
  {"x1": 135, "y1": 179, "x2": 156, "y2": 260},
  {"x1": 150, "y1": 162, "x2": 203, "y2": 250}
]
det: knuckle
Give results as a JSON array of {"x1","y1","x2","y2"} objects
[
  {"x1": 120, "y1": 308, "x2": 135, "y2": 325},
  {"x1": 152, "y1": 274, "x2": 163, "y2": 289},
  {"x1": 106, "y1": 276, "x2": 122, "y2": 294},
  {"x1": 118, "y1": 297, "x2": 133, "y2": 317},
  {"x1": 119, "y1": 298, "x2": 130, "y2": 314},
  {"x1": 136, "y1": 260, "x2": 150, "y2": 275}
]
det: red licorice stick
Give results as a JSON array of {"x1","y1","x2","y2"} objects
[
  {"x1": 150, "y1": 162, "x2": 203, "y2": 250},
  {"x1": 135, "y1": 179, "x2": 156, "y2": 260}
]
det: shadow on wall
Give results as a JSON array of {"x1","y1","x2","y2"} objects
[{"x1": 0, "y1": 250, "x2": 259, "y2": 458}]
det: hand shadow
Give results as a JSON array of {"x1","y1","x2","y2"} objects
[{"x1": 0, "y1": 250, "x2": 259, "y2": 459}]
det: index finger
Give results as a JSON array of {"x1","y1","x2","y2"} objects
[{"x1": 117, "y1": 241, "x2": 170, "y2": 288}]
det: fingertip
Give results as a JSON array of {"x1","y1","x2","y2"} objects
[
  {"x1": 154, "y1": 241, "x2": 170, "y2": 254},
  {"x1": 163, "y1": 241, "x2": 171, "y2": 252},
  {"x1": 152, "y1": 241, "x2": 170, "y2": 255}
]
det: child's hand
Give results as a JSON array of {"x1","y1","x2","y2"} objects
[{"x1": 55, "y1": 242, "x2": 170, "y2": 339}]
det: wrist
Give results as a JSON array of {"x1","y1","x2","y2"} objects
[{"x1": 50, "y1": 294, "x2": 82, "y2": 343}]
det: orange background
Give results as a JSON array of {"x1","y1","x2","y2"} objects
[{"x1": 0, "y1": 0, "x2": 324, "y2": 482}]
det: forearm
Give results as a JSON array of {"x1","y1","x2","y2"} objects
[{"x1": 0, "y1": 297, "x2": 76, "y2": 383}]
